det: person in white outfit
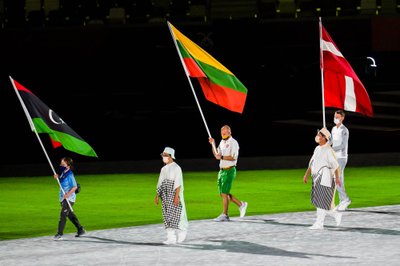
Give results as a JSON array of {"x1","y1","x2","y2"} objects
[
  {"x1": 303, "y1": 128, "x2": 343, "y2": 230},
  {"x1": 155, "y1": 147, "x2": 188, "y2": 244},
  {"x1": 331, "y1": 110, "x2": 352, "y2": 211}
]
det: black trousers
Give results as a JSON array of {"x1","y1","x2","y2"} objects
[{"x1": 57, "y1": 200, "x2": 82, "y2": 235}]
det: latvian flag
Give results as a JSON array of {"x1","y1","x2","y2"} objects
[{"x1": 321, "y1": 24, "x2": 373, "y2": 117}]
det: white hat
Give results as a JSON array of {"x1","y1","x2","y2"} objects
[
  {"x1": 162, "y1": 147, "x2": 176, "y2": 159},
  {"x1": 319, "y1": 127, "x2": 331, "y2": 140}
]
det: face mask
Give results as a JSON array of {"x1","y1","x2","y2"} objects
[
  {"x1": 59, "y1": 166, "x2": 67, "y2": 172},
  {"x1": 334, "y1": 118, "x2": 341, "y2": 125},
  {"x1": 314, "y1": 135, "x2": 320, "y2": 143},
  {"x1": 162, "y1": 156, "x2": 169, "y2": 163},
  {"x1": 222, "y1": 135, "x2": 230, "y2": 140}
]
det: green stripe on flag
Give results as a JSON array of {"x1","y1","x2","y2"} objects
[
  {"x1": 195, "y1": 59, "x2": 247, "y2": 94},
  {"x1": 33, "y1": 118, "x2": 98, "y2": 157}
]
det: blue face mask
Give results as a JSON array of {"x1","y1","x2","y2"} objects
[{"x1": 59, "y1": 166, "x2": 67, "y2": 173}]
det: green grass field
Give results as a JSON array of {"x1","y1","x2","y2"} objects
[{"x1": 1, "y1": 166, "x2": 399, "y2": 240}]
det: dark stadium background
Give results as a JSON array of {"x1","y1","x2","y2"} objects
[{"x1": 0, "y1": 1, "x2": 399, "y2": 170}]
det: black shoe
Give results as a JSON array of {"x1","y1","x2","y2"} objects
[
  {"x1": 53, "y1": 234, "x2": 63, "y2": 241},
  {"x1": 75, "y1": 227, "x2": 86, "y2": 237}
]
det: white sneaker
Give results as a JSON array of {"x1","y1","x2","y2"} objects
[
  {"x1": 239, "y1": 201, "x2": 248, "y2": 218},
  {"x1": 163, "y1": 229, "x2": 177, "y2": 245},
  {"x1": 53, "y1": 234, "x2": 63, "y2": 241},
  {"x1": 163, "y1": 238, "x2": 177, "y2": 245},
  {"x1": 337, "y1": 199, "x2": 352, "y2": 211},
  {"x1": 213, "y1": 213, "x2": 230, "y2": 222},
  {"x1": 335, "y1": 212, "x2": 343, "y2": 226},
  {"x1": 177, "y1": 230, "x2": 187, "y2": 243},
  {"x1": 309, "y1": 223, "x2": 324, "y2": 230}
]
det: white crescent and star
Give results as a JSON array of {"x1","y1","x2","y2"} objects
[{"x1": 49, "y1": 109, "x2": 65, "y2": 125}]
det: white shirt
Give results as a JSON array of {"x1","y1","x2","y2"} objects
[
  {"x1": 331, "y1": 124, "x2": 349, "y2": 159},
  {"x1": 309, "y1": 143, "x2": 339, "y2": 187},
  {"x1": 218, "y1": 136, "x2": 239, "y2": 168},
  {"x1": 156, "y1": 161, "x2": 188, "y2": 230},
  {"x1": 157, "y1": 162, "x2": 183, "y2": 191}
]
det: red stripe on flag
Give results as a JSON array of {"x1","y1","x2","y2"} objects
[
  {"x1": 183, "y1": 58, "x2": 206, "y2": 78},
  {"x1": 198, "y1": 78, "x2": 247, "y2": 113},
  {"x1": 50, "y1": 136, "x2": 63, "y2": 148},
  {"x1": 13, "y1": 80, "x2": 33, "y2": 94}
]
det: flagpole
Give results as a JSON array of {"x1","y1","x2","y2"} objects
[
  {"x1": 9, "y1": 76, "x2": 74, "y2": 212},
  {"x1": 319, "y1": 17, "x2": 326, "y2": 128},
  {"x1": 166, "y1": 21, "x2": 218, "y2": 154}
]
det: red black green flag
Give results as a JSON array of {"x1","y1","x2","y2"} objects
[{"x1": 10, "y1": 77, "x2": 98, "y2": 157}]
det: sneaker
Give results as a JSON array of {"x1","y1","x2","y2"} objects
[
  {"x1": 213, "y1": 213, "x2": 230, "y2": 222},
  {"x1": 177, "y1": 230, "x2": 187, "y2": 243},
  {"x1": 239, "y1": 201, "x2": 248, "y2": 218},
  {"x1": 53, "y1": 234, "x2": 63, "y2": 240},
  {"x1": 75, "y1": 227, "x2": 86, "y2": 237},
  {"x1": 309, "y1": 223, "x2": 324, "y2": 230},
  {"x1": 163, "y1": 238, "x2": 177, "y2": 245},
  {"x1": 335, "y1": 212, "x2": 343, "y2": 226},
  {"x1": 337, "y1": 199, "x2": 352, "y2": 211}
]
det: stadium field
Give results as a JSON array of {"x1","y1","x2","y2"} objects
[{"x1": 0, "y1": 166, "x2": 399, "y2": 240}]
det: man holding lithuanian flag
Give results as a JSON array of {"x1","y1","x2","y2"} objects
[{"x1": 167, "y1": 22, "x2": 249, "y2": 221}]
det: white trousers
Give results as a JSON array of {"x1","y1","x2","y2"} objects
[
  {"x1": 315, "y1": 208, "x2": 340, "y2": 226},
  {"x1": 165, "y1": 228, "x2": 187, "y2": 243},
  {"x1": 337, "y1": 158, "x2": 350, "y2": 203}
]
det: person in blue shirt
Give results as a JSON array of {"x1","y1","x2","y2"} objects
[{"x1": 53, "y1": 157, "x2": 85, "y2": 240}]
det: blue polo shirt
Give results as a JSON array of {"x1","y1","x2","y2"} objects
[{"x1": 58, "y1": 169, "x2": 77, "y2": 202}]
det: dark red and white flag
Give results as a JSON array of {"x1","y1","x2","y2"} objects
[{"x1": 321, "y1": 24, "x2": 373, "y2": 117}]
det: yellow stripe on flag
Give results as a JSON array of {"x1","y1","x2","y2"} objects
[{"x1": 169, "y1": 22, "x2": 234, "y2": 76}]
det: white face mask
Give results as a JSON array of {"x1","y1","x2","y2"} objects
[
  {"x1": 315, "y1": 135, "x2": 321, "y2": 143},
  {"x1": 162, "y1": 156, "x2": 170, "y2": 163},
  {"x1": 334, "y1": 118, "x2": 341, "y2": 125}
]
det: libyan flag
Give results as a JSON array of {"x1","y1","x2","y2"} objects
[
  {"x1": 168, "y1": 21, "x2": 248, "y2": 114},
  {"x1": 10, "y1": 76, "x2": 98, "y2": 158}
]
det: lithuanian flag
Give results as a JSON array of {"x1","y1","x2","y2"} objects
[
  {"x1": 168, "y1": 22, "x2": 248, "y2": 113},
  {"x1": 10, "y1": 76, "x2": 98, "y2": 158}
]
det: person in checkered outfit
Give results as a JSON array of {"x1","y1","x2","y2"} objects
[
  {"x1": 155, "y1": 147, "x2": 188, "y2": 245},
  {"x1": 303, "y1": 128, "x2": 343, "y2": 230}
]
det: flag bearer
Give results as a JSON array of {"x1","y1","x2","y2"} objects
[
  {"x1": 209, "y1": 125, "x2": 247, "y2": 222},
  {"x1": 331, "y1": 110, "x2": 352, "y2": 211},
  {"x1": 53, "y1": 157, "x2": 85, "y2": 240}
]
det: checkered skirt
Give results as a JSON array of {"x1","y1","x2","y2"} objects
[
  {"x1": 157, "y1": 179, "x2": 183, "y2": 229},
  {"x1": 311, "y1": 168, "x2": 336, "y2": 210}
]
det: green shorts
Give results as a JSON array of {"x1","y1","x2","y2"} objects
[{"x1": 217, "y1": 167, "x2": 236, "y2": 194}]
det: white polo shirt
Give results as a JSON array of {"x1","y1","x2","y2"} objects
[
  {"x1": 331, "y1": 124, "x2": 349, "y2": 159},
  {"x1": 218, "y1": 136, "x2": 239, "y2": 168}
]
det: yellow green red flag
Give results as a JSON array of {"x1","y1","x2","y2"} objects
[{"x1": 168, "y1": 22, "x2": 248, "y2": 113}]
